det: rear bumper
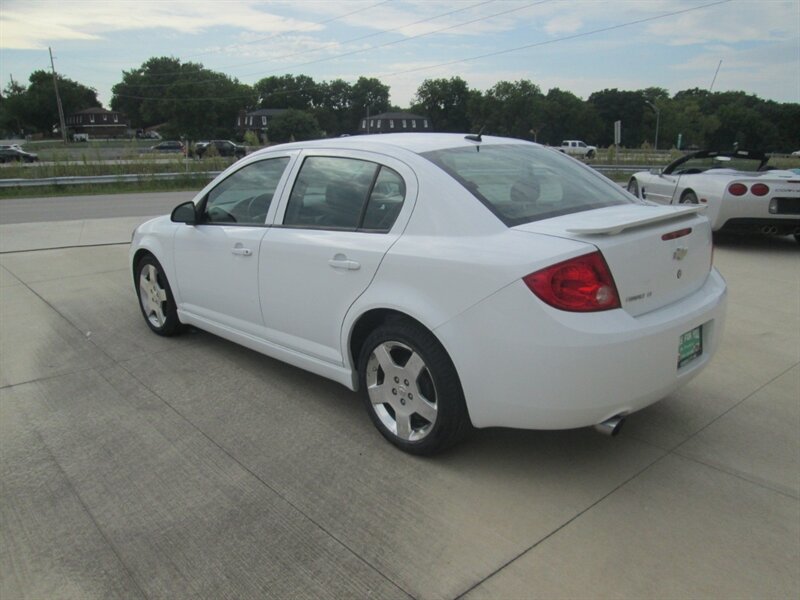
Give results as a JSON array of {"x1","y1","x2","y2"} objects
[
  {"x1": 435, "y1": 268, "x2": 727, "y2": 430},
  {"x1": 718, "y1": 217, "x2": 800, "y2": 236}
]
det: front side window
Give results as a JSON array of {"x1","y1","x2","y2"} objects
[
  {"x1": 422, "y1": 144, "x2": 635, "y2": 226},
  {"x1": 203, "y1": 157, "x2": 290, "y2": 225},
  {"x1": 283, "y1": 157, "x2": 406, "y2": 232}
]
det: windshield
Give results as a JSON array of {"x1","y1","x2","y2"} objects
[
  {"x1": 421, "y1": 143, "x2": 635, "y2": 226},
  {"x1": 672, "y1": 156, "x2": 763, "y2": 174}
]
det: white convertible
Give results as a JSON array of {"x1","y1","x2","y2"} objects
[
  {"x1": 628, "y1": 150, "x2": 800, "y2": 241},
  {"x1": 131, "y1": 134, "x2": 727, "y2": 454}
]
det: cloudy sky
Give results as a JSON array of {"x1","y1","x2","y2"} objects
[{"x1": 1, "y1": 0, "x2": 798, "y2": 108}]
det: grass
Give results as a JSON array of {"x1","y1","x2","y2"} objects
[
  {"x1": 1, "y1": 156, "x2": 232, "y2": 179},
  {"x1": 0, "y1": 176, "x2": 211, "y2": 200}
]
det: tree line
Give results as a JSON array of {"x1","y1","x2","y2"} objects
[{"x1": 1, "y1": 57, "x2": 798, "y2": 152}]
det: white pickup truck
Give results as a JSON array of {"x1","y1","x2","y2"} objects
[{"x1": 558, "y1": 140, "x2": 597, "y2": 159}]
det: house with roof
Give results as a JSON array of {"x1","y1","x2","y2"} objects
[
  {"x1": 358, "y1": 112, "x2": 433, "y2": 134},
  {"x1": 236, "y1": 108, "x2": 289, "y2": 141},
  {"x1": 66, "y1": 107, "x2": 128, "y2": 138}
]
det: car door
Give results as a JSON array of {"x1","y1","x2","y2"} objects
[
  {"x1": 642, "y1": 171, "x2": 680, "y2": 204},
  {"x1": 258, "y1": 151, "x2": 416, "y2": 365},
  {"x1": 173, "y1": 155, "x2": 294, "y2": 335}
]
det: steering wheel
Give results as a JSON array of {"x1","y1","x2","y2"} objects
[
  {"x1": 243, "y1": 193, "x2": 273, "y2": 223},
  {"x1": 206, "y1": 206, "x2": 237, "y2": 223}
]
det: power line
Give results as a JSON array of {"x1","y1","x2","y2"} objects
[
  {"x1": 56, "y1": 0, "x2": 392, "y2": 69},
  {"x1": 182, "y1": 0, "x2": 394, "y2": 61},
  {"x1": 379, "y1": 0, "x2": 733, "y2": 79},
  {"x1": 234, "y1": 0, "x2": 546, "y2": 79},
  {"x1": 112, "y1": 0, "x2": 732, "y2": 102},
  {"x1": 108, "y1": 0, "x2": 499, "y2": 89}
]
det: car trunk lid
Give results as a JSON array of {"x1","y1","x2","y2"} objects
[{"x1": 514, "y1": 205, "x2": 713, "y2": 317}]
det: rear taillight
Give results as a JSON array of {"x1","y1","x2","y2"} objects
[
  {"x1": 523, "y1": 251, "x2": 620, "y2": 312},
  {"x1": 751, "y1": 183, "x2": 769, "y2": 196},
  {"x1": 728, "y1": 183, "x2": 747, "y2": 196}
]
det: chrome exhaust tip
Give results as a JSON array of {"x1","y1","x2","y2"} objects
[{"x1": 594, "y1": 415, "x2": 625, "y2": 436}]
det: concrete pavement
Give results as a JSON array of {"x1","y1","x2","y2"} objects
[{"x1": 1, "y1": 215, "x2": 798, "y2": 599}]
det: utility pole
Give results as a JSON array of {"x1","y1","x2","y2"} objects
[
  {"x1": 709, "y1": 60, "x2": 723, "y2": 92},
  {"x1": 49, "y1": 47, "x2": 68, "y2": 144}
]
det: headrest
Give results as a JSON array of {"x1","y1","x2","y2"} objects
[{"x1": 510, "y1": 179, "x2": 540, "y2": 203}]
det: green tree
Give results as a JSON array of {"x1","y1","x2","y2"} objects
[
  {"x1": 267, "y1": 109, "x2": 322, "y2": 143},
  {"x1": 2, "y1": 71, "x2": 100, "y2": 135},
  {"x1": 588, "y1": 89, "x2": 649, "y2": 147},
  {"x1": 540, "y1": 87, "x2": 601, "y2": 145},
  {"x1": 412, "y1": 77, "x2": 473, "y2": 132},
  {"x1": 254, "y1": 74, "x2": 320, "y2": 110},
  {"x1": 349, "y1": 77, "x2": 390, "y2": 132},
  {"x1": 314, "y1": 79, "x2": 353, "y2": 136},
  {"x1": 112, "y1": 57, "x2": 256, "y2": 139}
]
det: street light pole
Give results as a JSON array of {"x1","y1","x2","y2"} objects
[{"x1": 644, "y1": 100, "x2": 660, "y2": 151}]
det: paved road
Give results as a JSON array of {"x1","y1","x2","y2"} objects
[
  {"x1": 0, "y1": 191, "x2": 196, "y2": 224},
  {"x1": 0, "y1": 231, "x2": 797, "y2": 599}
]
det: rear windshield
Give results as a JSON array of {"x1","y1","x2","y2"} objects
[{"x1": 421, "y1": 144, "x2": 635, "y2": 226}]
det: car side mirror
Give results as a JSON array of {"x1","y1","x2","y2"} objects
[
  {"x1": 171, "y1": 201, "x2": 197, "y2": 224},
  {"x1": 649, "y1": 167, "x2": 662, "y2": 175}
]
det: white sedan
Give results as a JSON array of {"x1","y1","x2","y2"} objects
[
  {"x1": 131, "y1": 134, "x2": 727, "y2": 454},
  {"x1": 628, "y1": 150, "x2": 800, "y2": 240}
]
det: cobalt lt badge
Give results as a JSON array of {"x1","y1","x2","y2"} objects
[{"x1": 673, "y1": 247, "x2": 688, "y2": 261}]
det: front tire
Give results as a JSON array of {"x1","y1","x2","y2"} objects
[
  {"x1": 135, "y1": 255, "x2": 181, "y2": 336},
  {"x1": 358, "y1": 318, "x2": 471, "y2": 455},
  {"x1": 627, "y1": 178, "x2": 640, "y2": 197}
]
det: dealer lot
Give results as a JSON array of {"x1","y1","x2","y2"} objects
[{"x1": 0, "y1": 211, "x2": 798, "y2": 599}]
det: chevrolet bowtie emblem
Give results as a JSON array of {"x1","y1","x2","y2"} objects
[{"x1": 673, "y1": 247, "x2": 688, "y2": 261}]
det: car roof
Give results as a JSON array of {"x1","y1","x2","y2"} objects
[{"x1": 261, "y1": 133, "x2": 533, "y2": 156}]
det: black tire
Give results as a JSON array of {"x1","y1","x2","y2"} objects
[
  {"x1": 627, "y1": 178, "x2": 640, "y2": 197},
  {"x1": 680, "y1": 190, "x2": 699, "y2": 204},
  {"x1": 135, "y1": 255, "x2": 181, "y2": 336},
  {"x1": 357, "y1": 318, "x2": 471, "y2": 455},
  {"x1": 586, "y1": 150, "x2": 595, "y2": 159}
]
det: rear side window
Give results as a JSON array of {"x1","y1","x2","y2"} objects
[
  {"x1": 284, "y1": 156, "x2": 405, "y2": 232},
  {"x1": 422, "y1": 144, "x2": 635, "y2": 226}
]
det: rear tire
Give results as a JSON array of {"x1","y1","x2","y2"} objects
[
  {"x1": 358, "y1": 318, "x2": 471, "y2": 455},
  {"x1": 680, "y1": 190, "x2": 699, "y2": 204}
]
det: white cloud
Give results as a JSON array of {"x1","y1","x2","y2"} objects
[
  {"x1": 0, "y1": 0, "x2": 321, "y2": 49},
  {"x1": 544, "y1": 15, "x2": 583, "y2": 35}
]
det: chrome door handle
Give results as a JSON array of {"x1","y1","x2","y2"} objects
[
  {"x1": 328, "y1": 254, "x2": 360, "y2": 270},
  {"x1": 231, "y1": 247, "x2": 252, "y2": 256}
]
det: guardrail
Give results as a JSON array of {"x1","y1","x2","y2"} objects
[
  {"x1": 0, "y1": 165, "x2": 648, "y2": 188},
  {"x1": 0, "y1": 171, "x2": 222, "y2": 188}
]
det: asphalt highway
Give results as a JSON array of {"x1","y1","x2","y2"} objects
[{"x1": 0, "y1": 191, "x2": 196, "y2": 224}]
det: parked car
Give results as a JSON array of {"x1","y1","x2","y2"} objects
[
  {"x1": 131, "y1": 133, "x2": 727, "y2": 454},
  {"x1": 558, "y1": 140, "x2": 597, "y2": 159},
  {"x1": 628, "y1": 149, "x2": 800, "y2": 240},
  {"x1": 0, "y1": 146, "x2": 38, "y2": 163},
  {"x1": 150, "y1": 141, "x2": 185, "y2": 154},
  {"x1": 791, "y1": 150, "x2": 800, "y2": 157},
  {"x1": 195, "y1": 139, "x2": 246, "y2": 159}
]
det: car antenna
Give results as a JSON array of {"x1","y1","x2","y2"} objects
[{"x1": 465, "y1": 126, "x2": 485, "y2": 144}]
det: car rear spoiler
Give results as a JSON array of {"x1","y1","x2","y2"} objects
[{"x1": 566, "y1": 205, "x2": 706, "y2": 236}]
